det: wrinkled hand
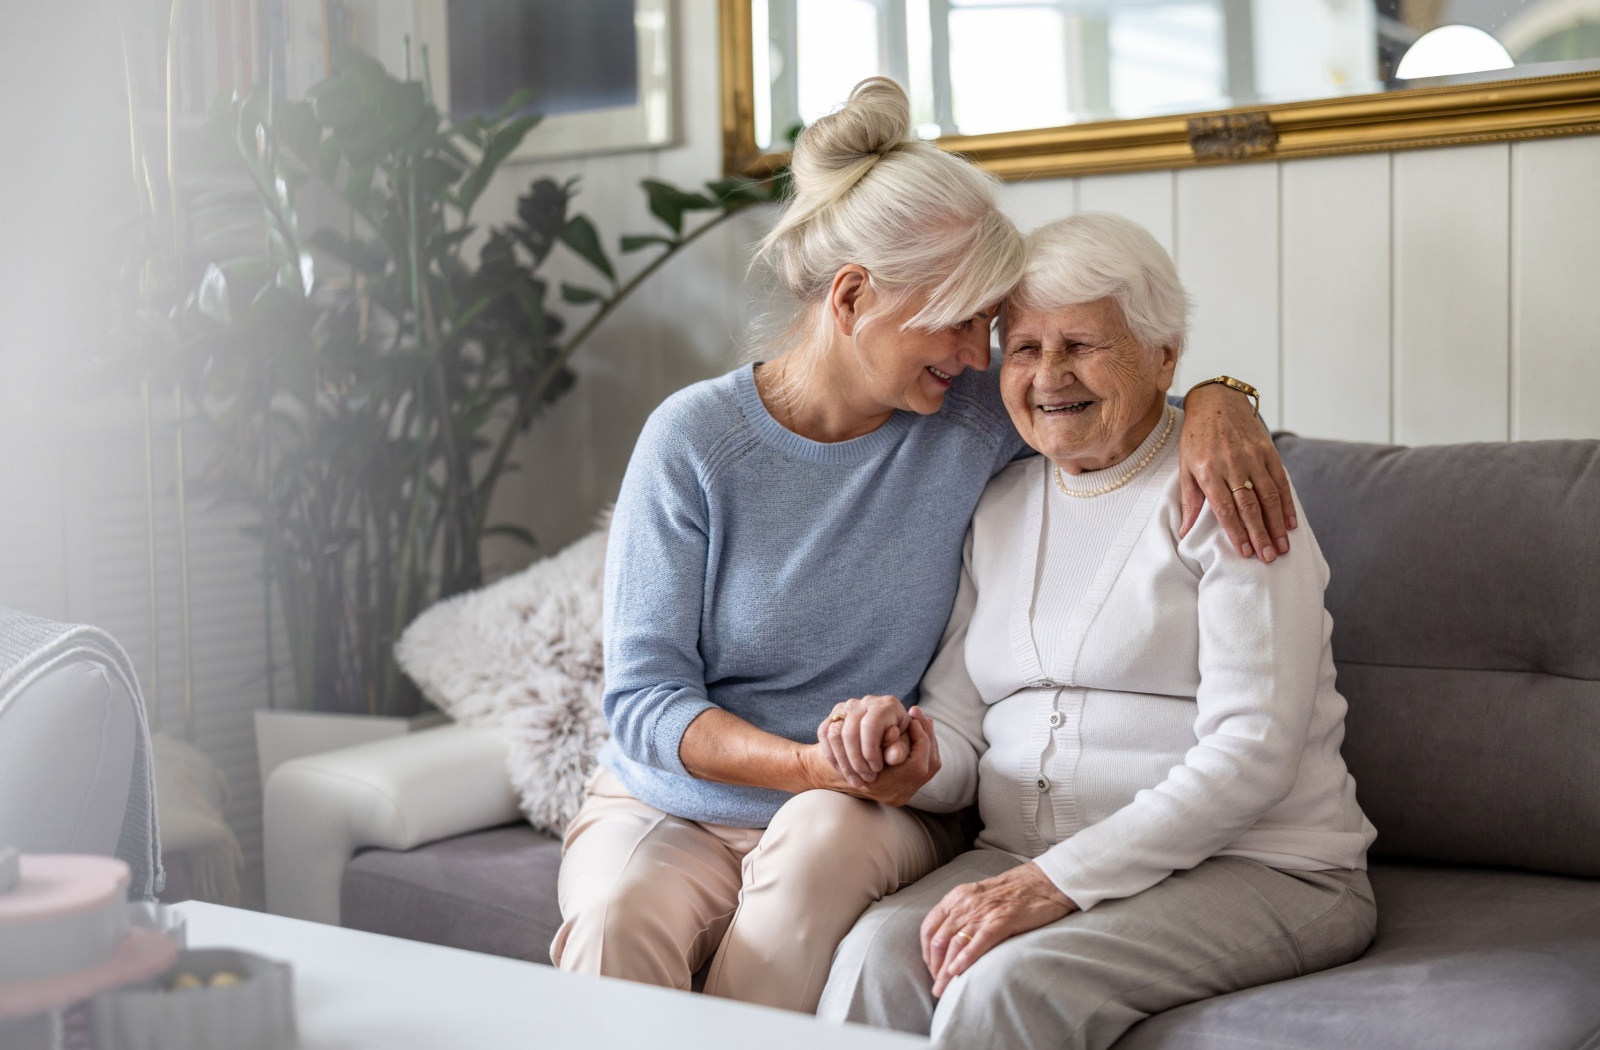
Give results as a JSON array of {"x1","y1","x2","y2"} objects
[
  {"x1": 808, "y1": 703, "x2": 941, "y2": 807},
  {"x1": 815, "y1": 694, "x2": 913, "y2": 788},
  {"x1": 921, "y1": 862, "x2": 1078, "y2": 997},
  {"x1": 1179, "y1": 383, "x2": 1297, "y2": 563}
]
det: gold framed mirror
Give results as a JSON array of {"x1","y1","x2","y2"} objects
[{"x1": 720, "y1": 0, "x2": 1600, "y2": 180}]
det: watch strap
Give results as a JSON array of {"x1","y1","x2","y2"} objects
[{"x1": 1185, "y1": 375, "x2": 1261, "y2": 417}]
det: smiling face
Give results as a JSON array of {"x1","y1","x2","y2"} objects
[
  {"x1": 861, "y1": 297, "x2": 998, "y2": 415},
  {"x1": 1001, "y1": 297, "x2": 1179, "y2": 473},
  {"x1": 834, "y1": 266, "x2": 999, "y2": 417}
]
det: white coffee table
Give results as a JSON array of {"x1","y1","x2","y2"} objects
[{"x1": 171, "y1": 902, "x2": 924, "y2": 1049}]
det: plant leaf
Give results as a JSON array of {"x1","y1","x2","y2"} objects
[
  {"x1": 514, "y1": 178, "x2": 571, "y2": 265},
  {"x1": 426, "y1": 226, "x2": 476, "y2": 258},
  {"x1": 560, "y1": 283, "x2": 604, "y2": 305},
  {"x1": 307, "y1": 74, "x2": 365, "y2": 131},
  {"x1": 377, "y1": 78, "x2": 431, "y2": 154},
  {"x1": 197, "y1": 264, "x2": 232, "y2": 324},
  {"x1": 640, "y1": 179, "x2": 718, "y2": 235},
  {"x1": 559, "y1": 215, "x2": 614, "y2": 281},
  {"x1": 620, "y1": 234, "x2": 676, "y2": 253},
  {"x1": 416, "y1": 155, "x2": 463, "y2": 196},
  {"x1": 457, "y1": 113, "x2": 541, "y2": 215},
  {"x1": 276, "y1": 100, "x2": 323, "y2": 168},
  {"x1": 492, "y1": 87, "x2": 538, "y2": 123}
]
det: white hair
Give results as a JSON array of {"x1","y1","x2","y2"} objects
[
  {"x1": 751, "y1": 78, "x2": 1023, "y2": 390},
  {"x1": 1011, "y1": 213, "x2": 1191, "y2": 358}
]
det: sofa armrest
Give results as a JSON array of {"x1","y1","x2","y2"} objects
[{"x1": 263, "y1": 723, "x2": 520, "y2": 925}]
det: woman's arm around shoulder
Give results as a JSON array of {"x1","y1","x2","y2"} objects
[{"x1": 1177, "y1": 384, "x2": 1298, "y2": 563}]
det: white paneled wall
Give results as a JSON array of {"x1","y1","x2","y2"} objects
[
  {"x1": 1003, "y1": 141, "x2": 1600, "y2": 447},
  {"x1": 1279, "y1": 154, "x2": 1392, "y2": 444},
  {"x1": 1078, "y1": 170, "x2": 1175, "y2": 254},
  {"x1": 1512, "y1": 135, "x2": 1600, "y2": 441},
  {"x1": 508, "y1": 125, "x2": 1600, "y2": 549},
  {"x1": 1392, "y1": 145, "x2": 1509, "y2": 445},
  {"x1": 1174, "y1": 164, "x2": 1281, "y2": 429}
]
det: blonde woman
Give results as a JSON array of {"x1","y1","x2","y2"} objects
[{"x1": 550, "y1": 79, "x2": 1292, "y2": 1014}]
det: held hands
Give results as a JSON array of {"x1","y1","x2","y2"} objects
[
  {"x1": 808, "y1": 694, "x2": 941, "y2": 807},
  {"x1": 920, "y1": 862, "x2": 1079, "y2": 997},
  {"x1": 1178, "y1": 383, "x2": 1297, "y2": 563}
]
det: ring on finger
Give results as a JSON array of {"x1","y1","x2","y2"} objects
[
  {"x1": 1229, "y1": 479, "x2": 1254, "y2": 494},
  {"x1": 828, "y1": 713, "x2": 848, "y2": 724},
  {"x1": 952, "y1": 930, "x2": 973, "y2": 944}
]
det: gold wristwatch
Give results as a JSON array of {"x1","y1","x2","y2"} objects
[{"x1": 1185, "y1": 375, "x2": 1261, "y2": 418}]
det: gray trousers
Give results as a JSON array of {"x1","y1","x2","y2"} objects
[{"x1": 818, "y1": 849, "x2": 1375, "y2": 1050}]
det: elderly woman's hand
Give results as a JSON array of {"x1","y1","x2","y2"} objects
[
  {"x1": 921, "y1": 862, "x2": 1079, "y2": 997},
  {"x1": 816, "y1": 694, "x2": 914, "y2": 788},
  {"x1": 809, "y1": 702, "x2": 941, "y2": 806},
  {"x1": 1179, "y1": 384, "x2": 1297, "y2": 563}
]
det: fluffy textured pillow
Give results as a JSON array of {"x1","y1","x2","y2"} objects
[{"x1": 395, "y1": 521, "x2": 610, "y2": 836}]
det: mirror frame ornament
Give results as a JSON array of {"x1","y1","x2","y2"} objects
[{"x1": 719, "y1": 0, "x2": 1600, "y2": 180}]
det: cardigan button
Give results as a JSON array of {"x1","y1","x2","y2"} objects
[
  {"x1": 1048, "y1": 712, "x2": 1063, "y2": 728},
  {"x1": 1036, "y1": 775, "x2": 1052, "y2": 792}
]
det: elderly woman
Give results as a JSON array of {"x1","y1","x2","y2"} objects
[
  {"x1": 554, "y1": 78, "x2": 1295, "y2": 1016},
  {"x1": 817, "y1": 213, "x2": 1378, "y2": 1049}
]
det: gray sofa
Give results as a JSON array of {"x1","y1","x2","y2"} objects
[{"x1": 265, "y1": 434, "x2": 1600, "y2": 1048}]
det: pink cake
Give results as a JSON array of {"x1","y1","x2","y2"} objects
[{"x1": 0, "y1": 853, "x2": 177, "y2": 1019}]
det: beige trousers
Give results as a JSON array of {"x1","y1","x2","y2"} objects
[{"x1": 551, "y1": 769, "x2": 964, "y2": 1013}]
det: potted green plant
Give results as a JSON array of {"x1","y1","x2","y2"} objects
[{"x1": 116, "y1": 47, "x2": 784, "y2": 779}]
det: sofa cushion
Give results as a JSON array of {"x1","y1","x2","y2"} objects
[
  {"x1": 1116, "y1": 861, "x2": 1600, "y2": 1050},
  {"x1": 340, "y1": 823, "x2": 563, "y2": 965},
  {"x1": 1276, "y1": 436, "x2": 1600, "y2": 877},
  {"x1": 1275, "y1": 436, "x2": 1600, "y2": 680}
]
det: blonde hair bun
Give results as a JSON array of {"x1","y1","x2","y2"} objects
[
  {"x1": 789, "y1": 77, "x2": 913, "y2": 200},
  {"x1": 753, "y1": 76, "x2": 1022, "y2": 387}
]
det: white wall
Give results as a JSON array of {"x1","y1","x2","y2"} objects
[
  {"x1": 1000, "y1": 137, "x2": 1600, "y2": 447},
  {"x1": 2, "y1": 0, "x2": 1598, "y2": 907}
]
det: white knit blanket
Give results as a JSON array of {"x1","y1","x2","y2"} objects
[
  {"x1": 0, "y1": 608, "x2": 164, "y2": 899},
  {"x1": 396, "y1": 524, "x2": 610, "y2": 836}
]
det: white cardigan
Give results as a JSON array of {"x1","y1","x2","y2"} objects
[{"x1": 912, "y1": 416, "x2": 1376, "y2": 911}]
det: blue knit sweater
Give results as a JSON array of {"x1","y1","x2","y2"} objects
[{"x1": 599, "y1": 362, "x2": 1025, "y2": 827}]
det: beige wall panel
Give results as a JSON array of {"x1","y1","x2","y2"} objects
[
  {"x1": 1280, "y1": 154, "x2": 1392, "y2": 443},
  {"x1": 1174, "y1": 164, "x2": 1282, "y2": 428},
  {"x1": 1393, "y1": 144, "x2": 1510, "y2": 445},
  {"x1": 1000, "y1": 177, "x2": 1078, "y2": 232},
  {"x1": 1078, "y1": 170, "x2": 1176, "y2": 254},
  {"x1": 1511, "y1": 135, "x2": 1600, "y2": 441}
]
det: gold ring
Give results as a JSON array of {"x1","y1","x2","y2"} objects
[
  {"x1": 952, "y1": 930, "x2": 973, "y2": 944},
  {"x1": 1230, "y1": 479, "x2": 1254, "y2": 493},
  {"x1": 828, "y1": 713, "x2": 848, "y2": 724}
]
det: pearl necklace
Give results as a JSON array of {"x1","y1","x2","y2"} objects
[{"x1": 1053, "y1": 406, "x2": 1176, "y2": 499}]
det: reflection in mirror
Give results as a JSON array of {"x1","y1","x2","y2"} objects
[{"x1": 751, "y1": 0, "x2": 1600, "y2": 149}]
